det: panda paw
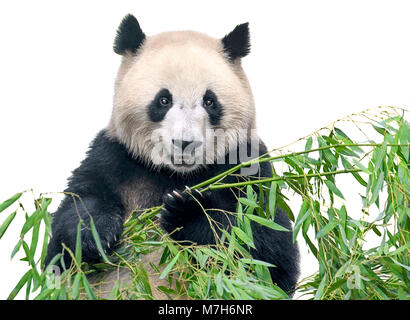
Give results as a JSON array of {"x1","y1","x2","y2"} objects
[
  {"x1": 161, "y1": 187, "x2": 210, "y2": 226},
  {"x1": 75, "y1": 213, "x2": 124, "y2": 264}
]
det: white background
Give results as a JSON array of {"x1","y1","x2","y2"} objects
[{"x1": 0, "y1": 0, "x2": 409, "y2": 299}]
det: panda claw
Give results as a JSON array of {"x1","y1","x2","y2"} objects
[
  {"x1": 193, "y1": 189, "x2": 204, "y2": 199},
  {"x1": 172, "y1": 190, "x2": 183, "y2": 200}
]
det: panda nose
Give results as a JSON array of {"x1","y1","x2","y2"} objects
[{"x1": 172, "y1": 139, "x2": 202, "y2": 150}]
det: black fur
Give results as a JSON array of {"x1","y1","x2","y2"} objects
[
  {"x1": 202, "y1": 89, "x2": 224, "y2": 126},
  {"x1": 45, "y1": 130, "x2": 300, "y2": 295},
  {"x1": 113, "y1": 14, "x2": 146, "y2": 55},
  {"x1": 221, "y1": 23, "x2": 251, "y2": 61},
  {"x1": 148, "y1": 88, "x2": 173, "y2": 122}
]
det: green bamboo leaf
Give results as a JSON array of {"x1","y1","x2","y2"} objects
[
  {"x1": 368, "y1": 171, "x2": 384, "y2": 206},
  {"x1": 340, "y1": 157, "x2": 367, "y2": 186},
  {"x1": 314, "y1": 273, "x2": 328, "y2": 300},
  {"x1": 389, "y1": 242, "x2": 410, "y2": 256},
  {"x1": 351, "y1": 171, "x2": 367, "y2": 187},
  {"x1": 374, "y1": 140, "x2": 387, "y2": 173},
  {"x1": 71, "y1": 273, "x2": 82, "y2": 300},
  {"x1": 0, "y1": 193, "x2": 22, "y2": 214},
  {"x1": 157, "y1": 286, "x2": 177, "y2": 296},
  {"x1": 318, "y1": 136, "x2": 338, "y2": 166},
  {"x1": 238, "y1": 197, "x2": 259, "y2": 208},
  {"x1": 81, "y1": 275, "x2": 97, "y2": 300},
  {"x1": 34, "y1": 288, "x2": 54, "y2": 300},
  {"x1": 302, "y1": 230, "x2": 318, "y2": 258},
  {"x1": 277, "y1": 196, "x2": 295, "y2": 222},
  {"x1": 29, "y1": 211, "x2": 42, "y2": 258},
  {"x1": 20, "y1": 208, "x2": 41, "y2": 237},
  {"x1": 232, "y1": 226, "x2": 255, "y2": 248},
  {"x1": 316, "y1": 219, "x2": 339, "y2": 239},
  {"x1": 338, "y1": 205, "x2": 347, "y2": 231},
  {"x1": 334, "y1": 127, "x2": 364, "y2": 154},
  {"x1": 305, "y1": 137, "x2": 313, "y2": 151},
  {"x1": 109, "y1": 281, "x2": 120, "y2": 300},
  {"x1": 268, "y1": 182, "x2": 278, "y2": 219},
  {"x1": 21, "y1": 241, "x2": 41, "y2": 283},
  {"x1": 89, "y1": 218, "x2": 109, "y2": 263},
  {"x1": 25, "y1": 273, "x2": 33, "y2": 300},
  {"x1": 40, "y1": 230, "x2": 50, "y2": 269},
  {"x1": 43, "y1": 253, "x2": 62, "y2": 269},
  {"x1": 371, "y1": 225, "x2": 381, "y2": 236},
  {"x1": 7, "y1": 270, "x2": 31, "y2": 300},
  {"x1": 246, "y1": 185, "x2": 254, "y2": 200},
  {"x1": 216, "y1": 272, "x2": 223, "y2": 296},
  {"x1": 324, "y1": 179, "x2": 345, "y2": 199},
  {"x1": 397, "y1": 288, "x2": 409, "y2": 300},
  {"x1": 257, "y1": 183, "x2": 265, "y2": 217},
  {"x1": 352, "y1": 159, "x2": 370, "y2": 173},
  {"x1": 0, "y1": 211, "x2": 17, "y2": 239},
  {"x1": 246, "y1": 214, "x2": 289, "y2": 232},
  {"x1": 11, "y1": 239, "x2": 22, "y2": 259},
  {"x1": 75, "y1": 222, "x2": 82, "y2": 264},
  {"x1": 160, "y1": 252, "x2": 180, "y2": 279},
  {"x1": 372, "y1": 124, "x2": 387, "y2": 136},
  {"x1": 293, "y1": 200, "x2": 311, "y2": 243},
  {"x1": 241, "y1": 258, "x2": 275, "y2": 267}
]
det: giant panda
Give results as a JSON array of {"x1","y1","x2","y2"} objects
[{"x1": 45, "y1": 14, "x2": 300, "y2": 299}]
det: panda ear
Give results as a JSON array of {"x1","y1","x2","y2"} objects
[
  {"x1": 113, "y1": 14, "x2": 146, "y2": 55},
  {"x1": 221, "y1": 23, "x2": 251, "y2": 62}
]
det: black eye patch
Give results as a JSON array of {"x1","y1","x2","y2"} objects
[
  {"x1": 203, "y1": 89, "x2": 223, "y2": 126},
  {"x1": 148, "y1": 89, "x2": 173, "y2": 122}
]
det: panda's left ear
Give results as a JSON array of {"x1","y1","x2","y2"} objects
[
  {"x1": 113, "y1": 14, "x2": 146, "y2": 55},
  {"x1": 221, "y1": 23, "x2": 251, "y2": 62}
]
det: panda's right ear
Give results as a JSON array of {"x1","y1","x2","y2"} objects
[{"x1": 113, "y1": 14, "x2": 146, "y2": 55}]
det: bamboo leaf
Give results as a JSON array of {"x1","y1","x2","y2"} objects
[
  {"x1": 0, "y1": 193, "x2": 22, "y2": 214},
  {"x1": 0, "y1": 211, "x2": 17, "y2": 239},
  {"x1": 238, "y1": 197, "x2": 259, "y2": 208},
  {"x1": 241, "y1": 258, "x2": 275, "y2": 267},
  {"x1": 277, "y1": 196, "x2": 295, "y2": 222},
  {"x1": 20, "y1": 209, "x2": 41, "y2": 237},
  {"x1": 160, "y1": 252, "x2": 180, "y2": 279},
  {"x1": 232, "y1": 226, "x2": 255, "y2": 248},
  {"x1": 7, "y1": 270, "x2": 31, "y2": 300},
  {"x1": 305, "y1": 137, "x2": 313, "y2": 152},
  {"x1": 82, "y1": 275, "x2": 97, "y2": 300},
  {"x1": 89, "y1": 218, "x2": 110, "y2": 263},
  {"x1": 352, "y1": 159, "x2": 370, "y2": 173},
  {"x1": 72, "y1": 273, "x2": 82, "y2": 300},
  {"x1": 316, "y1": 219, "x2": 339, "y2": 239},
  {"x1": 293, "y1": 200, "x2": 311, "y2": 243},
  {"x1": 75, "y1": 222, "x2": 82, "y2": 264},
  {"x1": 374, "y1": 140, "x2": 387, "y2": 173},
  {"x1": 368, "y1": 171, "x2": 384, "y2": 206},
  {"x1": 11, "y1": 239, "x2": 22, "y2": 259},
  {"x1": 314, "y1": 273, "x2": 328, "y2": 300},
  {"x1": 324, "y1": 179, "x2": 345, "y2": 199},
  {"x1": 268, "y1": 182, "x2": 278, "y2": 219},
  {"x1": 246, "y1": 214, "x2": 289, "y2": 232}
]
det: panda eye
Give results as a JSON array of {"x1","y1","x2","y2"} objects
[
  {"x1": 204, "y1": 99, "x2": 214, "y2": 108},
  {"x1": 159, "y1": 97, "x2": 171, "y2": 107}
]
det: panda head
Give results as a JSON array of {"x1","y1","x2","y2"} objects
[{"x1": 108, "y1": 14, "x2": 257, "y2": 174}]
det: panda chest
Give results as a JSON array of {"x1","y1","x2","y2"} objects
[{"x1": 118, "y1": 176, "x2": 167, "y2": 216}]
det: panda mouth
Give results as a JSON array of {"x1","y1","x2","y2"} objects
[{"x1": 169, "y1": 155, "x2": 197, "y2": 168}]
